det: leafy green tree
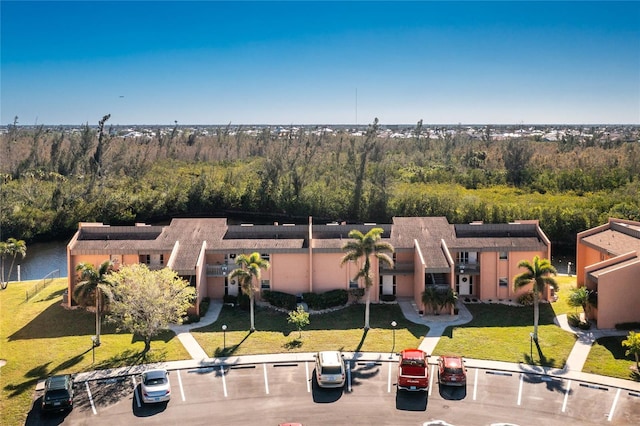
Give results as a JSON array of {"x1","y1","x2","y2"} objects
[
  {"x1": 341, "y1": 227, "x2": 394, "y2": 329},
  {"x1": 622, "y1": 331, "x2": 640, "y2": 371},
  {"x1": 229, "y1": 252, "x2": 270, "y2": 332},
  {"x1": 502, "y1": 139, "x2": 532, "y2": 186},
  {"x1": 73, "y1": 260, "x2": 113, "y2": 346},
  {"x1": 107, "y1": 264, "x2": 195, "y2": 352},
  {"x1": 288, "y1": 306, "x2": 310, "y2": 338},
  {"x1": 0, "y1": 238, "x2": 27, "y2": 289},
  {"x1": 513, "y1": 256, "x2": 558, "y2": 342}
]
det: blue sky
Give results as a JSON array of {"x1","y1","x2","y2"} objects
[{"x1": 2, "y1": 1, "x2": 639, "y2": 125}]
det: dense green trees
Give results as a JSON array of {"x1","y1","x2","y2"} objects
[{"x1": 1, "y1": 122, "x2": 639, "y2": 247}]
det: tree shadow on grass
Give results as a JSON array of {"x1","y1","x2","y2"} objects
[
  {"x1": 521, "y1": 339, "x2": 559, "y2": 368},
  {"x1": 284, "y1": 339, "x2": 303, "y2": 350},
  {"x1": 4, "y1": 349, "x2": 90, "y2": 398},
  {"x1": 91, "y1": 347, "x2": 168, "y2": 370},
  {"x1": 212, "y1": 331, "x2": 253, "y2": 358},
  {"x1": 9, "y1": 302, "x2": 106, "y2": 340}
]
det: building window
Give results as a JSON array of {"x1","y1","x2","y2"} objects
[
  {"x1": 140, "y1": 254, "x2": 151, "y2": 265},
  {"x1": 499, "y1": 251, "x2": 508, "y2": 260},
  {"x1": 349, "y1": 280, "x2": 359, "y2": 289},
  {"x1": 260, "y1": 253, "x2": 270, "y2": 260},
  {"x1": 499, "y1": 278, "x2": 508, "y2": 287},
  {"x1": 261, "y1": 280, "x2": 270, "y2": 290},
  {"x1": 457, "y1": 252, "x2": 469, "y2": 263},
  {"x1": 159, "y1": 254, "x2": 164, "y2": 265}
]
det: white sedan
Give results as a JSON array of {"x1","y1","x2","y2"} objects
[{"x1": 140, "y1": 369, "x2": 171, "y2": 404}]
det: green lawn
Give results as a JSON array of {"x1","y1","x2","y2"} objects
[
  {"x1": 0, "y1": 279, "x2": 189, "y2": 426},
  {"x1": 2, "y1": 275, "x2": 637, "y2": 426},
  {"x1": 434, "y1": 303, "x2": 577, "y2": 368},
  {"x1": 191, "y1": 304, "x2": 427, "y2": 357},
  {"x1": 583, "y1": 336, "x2": 640, "y2": 381}
]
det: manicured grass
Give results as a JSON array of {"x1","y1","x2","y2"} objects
[
  {"x1": 191, "y1": 304, "x2": 427, "y2": 357},
  {"x1": 0, "y1": 279, "x2": 189, "y2": 426},
  {"x1": 583, "y1": 336, "x2": 640, "y2": 381},
  {"x1": 434, "y1": 303, "x2": 577, "y2": 368},
  {"x1": 550, "y1": 275, "x2": 581, "y2": 317}
]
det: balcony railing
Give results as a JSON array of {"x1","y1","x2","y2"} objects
[
  {"x1": 455, "y1": 262, "x2": 480, "y2": 274},
  {"x1": 380, "y1": 262, "x2": 414, "y2": 274},
  {"x1": 207, "y1": 264, "x2": 230, "y2": 277}
]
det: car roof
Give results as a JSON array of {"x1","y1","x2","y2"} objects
[{"x1": 318, "y1": 351, "x2": 342, "y2": 366}]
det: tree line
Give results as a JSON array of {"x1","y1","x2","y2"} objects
[{"x1": 1, "y1": 117, "x2": 639, "y2": 247}]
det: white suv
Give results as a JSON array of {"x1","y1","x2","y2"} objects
[{"x1": 315, "y1": 351, "x2": 346, "y2": 388}]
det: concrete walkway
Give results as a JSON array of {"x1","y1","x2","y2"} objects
[{"x1": 168, "y1": 300, "x2": 223, "y2": 360}]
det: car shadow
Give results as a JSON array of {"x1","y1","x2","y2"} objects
[
  {"x1": 438, "y1": 384, "x2": 467, "y2": 400},
  {"x1": 24, "y1": 396, "x2": 70, "y2": 426},
  {"x1": 395, "y1": 389, "x2": 428, "y2": 411},
  {"x1": 311, "y1": 371, "x2": 344, "y2": 403},
  {"x1": 131, "y1": 384, "x2": 169, "y2": 417}
]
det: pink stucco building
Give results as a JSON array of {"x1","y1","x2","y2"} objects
[
  {"x1": 576, "y1": 218, "x2": 640, "y2": 329},
  {"x1": 67, "y1": 217, "x2": 551, "y2": 316}
]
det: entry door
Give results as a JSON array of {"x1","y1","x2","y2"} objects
[
  {"x1": 382, "y1": 275, "x2": 394, "y2": 295},
  {"x1": 457, "y1": 274, "x2": 472, "y2": 295},
  {"x1": 227, "y1": 277, "x2": 239, "y2": 296}
]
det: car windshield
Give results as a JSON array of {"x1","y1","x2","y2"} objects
[
  {"x1": 321, "y1": 366, "x2": 342, "y2": 375},
  {"x1": 45, "y1": 389, "x2": 70, "y2": 400},
  {"x1": 444, "y1": 367, "x2": 464, "y2": 374}
]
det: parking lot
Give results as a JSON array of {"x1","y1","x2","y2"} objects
[{"x1": 29, "y1": 359, "x2": 640, "y2": 425}]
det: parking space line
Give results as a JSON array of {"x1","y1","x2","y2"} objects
[
  {"x1": 131, "y1": 376, "x2": 141, "y2": 408},
  {"x1": 176, "y1": 370, "x2": 185, "y2": 402},
  {"x1": 517, "y1": 373, "x2": 523, "y2": 405},
  {"x1": 428, "y1": 365, "x2": 435, "y2": 396},
  {"x1": 347, "y1": 362, "x2": 352, "y2": 393},
  {"x1": 562, "y1": 379, "x2": 571, "y2": 413},
  {"x1": 263, "y1": 364, "x2": 270, "y2": 394},
  {"x1": 85, "y1": 381, "x2": 97, "y2": 415},
  {"x1": 607, "y1": 388, "x2": 621, "y2": 422},
  {"x1": 220, "y1": 365, "x2": 228, "y2": 397},
  {"x1": 473, "y1": 369, "x2": 478, "y2": 401},
  {"x1": 305, "y1": 361, "x2": 311, "y2": 393},
  {"x1": 387, "y1": 361, "x2": 393, "y2": 393}
]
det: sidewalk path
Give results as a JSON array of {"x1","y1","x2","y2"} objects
[{"x1": 168, "y1": 300, "x2": 223, "y2": 360}]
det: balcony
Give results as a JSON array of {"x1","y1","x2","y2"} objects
[
  {"x1": 456, "y1": 262, "x2": 480, "y2": 274},
  {"x1": 380, "y1": 262, "x2": 414, "y2": 275},
  {"x1": 207, "y1": 264, "x2": 230, "y2": 277}
]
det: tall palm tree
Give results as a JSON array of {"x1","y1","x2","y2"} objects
[
  {"x1": 73, "y1": 260, "x2": 113, "y2": 346},
  {"x1": 513, "y1": 255, "x2": 558, "y2": 342},
  {"x1": 0, "y1": 238, "x2": 27, "y2": 289},
  {"x1": 229, "y1": 252, "x2": 270, "y2": 332},
  {"x1": 341, "y1": 227, "x2": 394, "y2": 330}
]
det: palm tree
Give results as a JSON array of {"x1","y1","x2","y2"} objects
[
  {"x1": 341, "y1": 227, "x2": 394, "y2": 330},
  {"x1": 229, "y1": 252, "x2": 270, "y2": 332},
  {"x1": 513, "y1": 255, "x2": 558, "y2": 342},
  {"x1": 73, "y1": 260, "x2": 113, "y2": 346},
  {"x1": 0, "y1": 238, "x2": 27, "y2": 289}
]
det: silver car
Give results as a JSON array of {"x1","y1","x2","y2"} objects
[
  {"x1": 140, "y1": 369, "x2": 171, "y2": 404},
  {"x1": 315, "y1": 351, "x2": 346, "y2": 388}
]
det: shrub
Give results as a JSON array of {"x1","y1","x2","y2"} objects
[
  {"x1": 223, "y1": 294, "x2": 237, "y2": 305},
  {"x1": 381, "y1": 294, "x2": 396, "y2": 302},
  {"x1": 517, "y1": 291, "x2": 535, "y2": 306},
  {"x1": 615, "y1": 322, "x2": 640, "y2": 330},
  {"x1": 237, "y1": 291, "x2": 250, "y2": 310},
  {"x1": 302, "y1": 289, "x2": 348, "y2": 310},
  {"x1": 262, "y1": 290, "x2": 297, "y2": 310},
  {"x1": 348, "y1": 288, "x2": 365, "y2": 303},
  {"x1": 199, "y1": 297, "x2": 210, "y2": 317}
]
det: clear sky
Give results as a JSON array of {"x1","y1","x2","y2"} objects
[{"x1": 1, "y1": 1, "x2": 639, "y2": 126}]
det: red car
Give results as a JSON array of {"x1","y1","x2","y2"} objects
[
  {"x1": 397, "y1": 349, "x2": 429, "y2": 392},
  {"x1": 438, "y1": 355, "x2": 467, "y2": 386}
]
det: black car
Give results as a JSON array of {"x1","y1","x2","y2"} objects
[{"x1": 41, "y1": 374, "x2": 74, "y2": 413}]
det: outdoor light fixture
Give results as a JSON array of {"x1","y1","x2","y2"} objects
[
  {"x1": 391, "y1": 321, "x2": 397, "y2": 357},
  {"x1": 222, "y1": 324, "x2": 227, "y2": 350}
]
